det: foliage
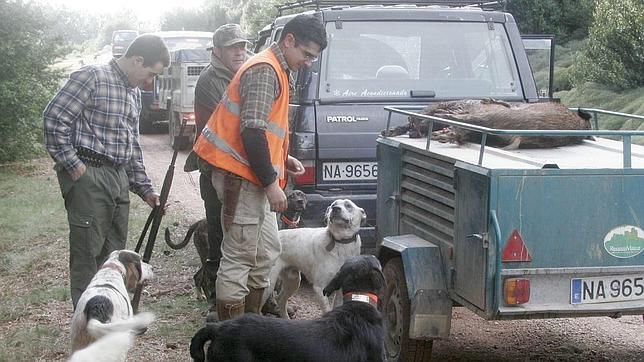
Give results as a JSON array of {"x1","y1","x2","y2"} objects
[
  {"x1": 241, "y1": 0, "x2": 282, "y2": 37},
  {"x1": 569, "y1": 0, "x2": 644, "y2": 90},
  {"x1": 506, "y1": 0, "x2": 595, "y2": 42},
  {"x1": 160, "y1": 3, "x2": 242, "y2": 33},
  {"x1": 0, "y1": 0, "x2": 68, "y2": 163},
  {"x1": 557, "y1": 83, "x2": 644, "y2": 144},
  {"x1": 98, "y1": 10, "x2": 140, "y2": 46}
]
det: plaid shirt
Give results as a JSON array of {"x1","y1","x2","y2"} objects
[
  {"x1": 43, "y1": 59, "x2": 153, "y2": 198},
  {"x1": 239, "y1": 43, "x2": 292, "y2": 132}
]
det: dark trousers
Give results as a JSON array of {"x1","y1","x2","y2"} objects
[
  {"x1": 57, "y1": 165, "x2": 129, "y2": 309},
  {"x1": 199, "y1": 167, "x2": 223, "y2": 302}
]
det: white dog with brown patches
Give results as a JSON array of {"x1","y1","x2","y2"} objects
[
  {"x1": 69, "y1": 250, "x2": 154, "y2": 360},
  {"x1": 263, "y1": 199, "x2": 366, "y2": 318}
]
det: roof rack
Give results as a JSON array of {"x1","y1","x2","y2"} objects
[{"x1": 276, "y1": 0, "x2": 506, "y2": 15}]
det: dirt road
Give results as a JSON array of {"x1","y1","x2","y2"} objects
[{"x1": 140, "y1": 133, "x2": 643, "y2": 361}]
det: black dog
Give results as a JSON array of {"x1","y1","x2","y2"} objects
[
  {"x1": 189, "y1": 255, "x2": 386, "y2": 362},
  {"x1": 278, "y1": 189, "x2": 308, "y2": 229}
]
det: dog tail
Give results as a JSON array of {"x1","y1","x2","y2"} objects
[
  {"x1": 68, "y1": 331, "x2": 134, "y2": 362},
  {"x1": 86, "y1": 312, "x2": 155, "y2": 339},
  {"x1": 190, "y1": 325, "x2": 217, "y2": 362},
  {"x1": 164, "y1": 220, "x2": 201, "y2": 250}
]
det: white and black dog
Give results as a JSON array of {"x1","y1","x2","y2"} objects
[
  {"x1": 263, "y1": 199, "x2": 366, "y2": 318},
  {"x1": 70, "y1": 250, "x2": 154, "y2": 356},
  {"x1": 190, "y1": 255, "x2": 386, "y2": 362}
]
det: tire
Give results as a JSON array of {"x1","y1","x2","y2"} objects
[
  {"x1": 139, "y1": 114, "x2": 153, "y2": 134},
  {"x1": 383, "y1": 257, "x2": 433, "y2": 362}
]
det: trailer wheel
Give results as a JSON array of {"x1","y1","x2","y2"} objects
[{"x1": 383, "y1": 257, "x2": 433, "y2": 361}]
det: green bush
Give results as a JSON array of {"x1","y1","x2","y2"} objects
[
  {"x1": 0, "y1": 1, "x2": 67, "y2": 163},
  {"x1": 570, "y1": 0, "x2": 644, "y2": 90},
  {"x1": 507, "y1": 0, "x2": 594, "y2": 43}
]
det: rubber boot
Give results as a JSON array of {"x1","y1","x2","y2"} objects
[
  {"x1": 216, "y1": 299, "x2": 245, "y2": 321},
  {"x1": 244, "y1": 288, "x2": 265, "y2": 314}
]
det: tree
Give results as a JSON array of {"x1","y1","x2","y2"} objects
[
  {"x1": 160, "y1": 3, "x2": 241, "y2": 32},
  {"x1": 570, "y1": 0, "x2": 644, "y2": 89},
  {"x1": 241, "y1": 0, "x2": 281, "y2": 37},
  {"x1": 506, "y1": 0, "x2": 595, "y2": 43},
  {"x1": 0, "y1": 0, "x2": 68, "y2": 163}
]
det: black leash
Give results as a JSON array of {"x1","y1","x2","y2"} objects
[{"x1": 132, "y1": 119, "x2": 187, "y2": 313}]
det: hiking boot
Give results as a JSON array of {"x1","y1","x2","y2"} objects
[
  {"x1": 244, "y1": 288, "x2": 265, "y2": 314},
  {"x1": 216, "y1": 299, "x2": 245, "y2": 321}
]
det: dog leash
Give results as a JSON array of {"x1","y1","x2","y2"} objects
[
  {"x1": 280, "y1": 214, "x2": 300, "y2": 228},
  {"x1": 132, "y1": 120, "x2": 187, "y2": 313}
]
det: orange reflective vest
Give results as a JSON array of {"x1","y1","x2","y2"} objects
[{"x1": 193, "y1": 47, "x2": 290, "y2": 188}]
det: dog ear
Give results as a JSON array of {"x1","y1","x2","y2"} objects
[
  {"x1": 360, "y1": 208, "x2": 366, "y2": 226},
  {"x1": 323, "y1": 267, "x2": 346, "y2": 296},
  {"x1": 323, "y1": 204, "x2": 332, "y2": 226},
  {"x1": 118, "y1": 251, "x2": 143, "y2": 290}
]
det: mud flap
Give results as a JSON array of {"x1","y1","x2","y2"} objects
[{"x1": 381, "y1": 234, "x2": 452, "y2": 338}]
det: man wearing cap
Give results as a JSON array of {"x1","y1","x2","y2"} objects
[{"x1": 186, "y1": 23, "x2": 251, "y2": 321}]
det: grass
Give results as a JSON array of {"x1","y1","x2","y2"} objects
[{"x1": 0, "y1": 158, "x2": 205, "y2": 361}]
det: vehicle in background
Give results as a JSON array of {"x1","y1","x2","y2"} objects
[
  {"x1": 139, "y1": 31, "x2": 213, "y2": 134},
  {"x1": 256, "y1": 0, "x2": 540, "y2": 255},
  {"x1": 158, "y1": 48, "x2": 211, "y2": 149},
  {"x1": 111, "y1": 30, "x2": 139, "y2": 58}
]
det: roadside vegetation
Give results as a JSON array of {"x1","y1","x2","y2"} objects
[{"x1": 0, "y1": 159, "x2": 204, "y2": 360}]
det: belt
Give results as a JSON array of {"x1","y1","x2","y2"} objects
[{"x1": 76, "y1": 147, "x2": 116, "y2": 168}]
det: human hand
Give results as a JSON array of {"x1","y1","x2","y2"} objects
[
  {"x1": 265, "y1": 180, "x2": 287, "y2": 212},
  {"x1": 70, "y1": 163, "x2": 87, "y2": 181},
  {"x1": 286, "y1": 155, "x2": 305, "y2": 176},
  {"x1": 144, "y1": 192, "x2": 167, "y2": 214}
]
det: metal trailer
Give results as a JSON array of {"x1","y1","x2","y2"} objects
[
  {"x1": 376, "y1": 107, "x2": 644, "y2": 361},
  {"x1": 158, "y1": 48, "x2": 210, "y2": 149}
]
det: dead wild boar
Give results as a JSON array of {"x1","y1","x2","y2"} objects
[{"x1": 382, "y1": 99, "x2": 592, "y2": 149}]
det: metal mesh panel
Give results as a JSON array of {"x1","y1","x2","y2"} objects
[{"x1": 187, "y1": 66, "x2": 205, "y2": 76}]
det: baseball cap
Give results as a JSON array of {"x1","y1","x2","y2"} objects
[{"x1": 207, "y1": 24, "x2": 251, "y2": 50}]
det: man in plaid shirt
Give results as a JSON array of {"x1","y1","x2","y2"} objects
[{"x1": 43, "y1": 34, "x2": 170, "y2": 309}]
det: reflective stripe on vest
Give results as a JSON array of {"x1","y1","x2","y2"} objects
[
  {"x1": 193, "y1": 46, "x2": 290, "y2": 187},
  {"x1": 220, "y1": 92, "x2": 286, "y2": 139}
]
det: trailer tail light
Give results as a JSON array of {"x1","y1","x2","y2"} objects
[
  {"x1": 293, "y1": 160, "x2": 315, "y2": 185},
  {"x1": 504, "y1": 278, "x2": 530, "y2": 305},
  {"x1": 502, "y1": 229, "x2": 532, "y2": 262}
]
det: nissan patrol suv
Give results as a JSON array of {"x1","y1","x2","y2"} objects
[{"x1": 257, "y1": 1, "x2": 543, "y2": 254}]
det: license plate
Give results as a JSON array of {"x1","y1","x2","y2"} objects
[
  {"x1": 322, "y1": 162, "x2": 378, "y2": 181},
  {"x1": 570, "y1": 274, "x2": 644, "y2": 304}
]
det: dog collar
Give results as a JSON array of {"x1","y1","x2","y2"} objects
[
  {"x1": 280, "y1": 214, "x2": 300, "y2": 228},
  {"x1": 325, "y1": 231, "x2": 359, "y2": 252},
  {"x1": 343, "y1": 292, "x2": 378, "y2": 308},
  {"x1": 102, "y1": 262, "x2": 127, "y2": 278}
]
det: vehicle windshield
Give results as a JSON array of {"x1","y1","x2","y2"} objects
[
  {"x1": 321, "y1": 21, "x2": 522, "y2": 101},
  {"x1": 164, "y1": 37, "x2": 212, "y2": 51},
  {"x1": 113, "y1": 32, "x2": 138, "y2": 43}
]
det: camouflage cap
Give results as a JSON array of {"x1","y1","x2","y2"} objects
[{"x1": 209, "y1": 24, "x2": 251, "y2": 49}]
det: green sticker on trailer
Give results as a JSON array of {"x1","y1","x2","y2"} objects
[{"x1": 604, "y1": 226, "x2": 644, "y2": 258}]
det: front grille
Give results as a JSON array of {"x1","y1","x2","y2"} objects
[
  {"x1": 399, "y1": 149, "x2": 456, "y2": 246},
  {"x1": 187, "y1": 66, "x2": 205, "y2": 76}
]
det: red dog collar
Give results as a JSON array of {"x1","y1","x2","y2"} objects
[
  {"x1": 343, "y1": 292, "x2": 378, "y2": 308},
  {"x1": 280, "y1": 214, "x2": 300, "y2": 228}
]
